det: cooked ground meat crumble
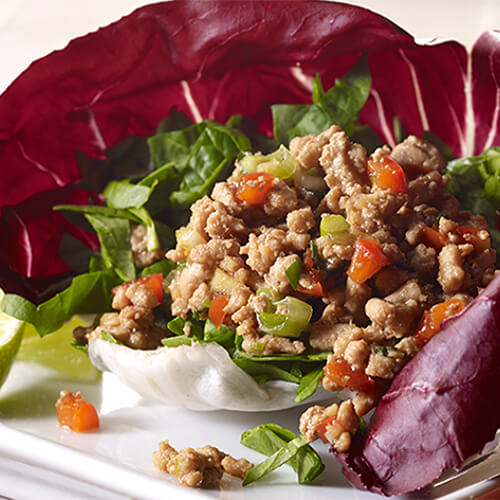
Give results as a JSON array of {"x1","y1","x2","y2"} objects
[
  {"x1": 78, "y1": 125, "x2": 496, "y2": 454},
  {"x1": 153, "y1": 440, "x2": 252, "y2": 488}
]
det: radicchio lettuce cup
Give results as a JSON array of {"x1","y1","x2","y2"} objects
[{"x1": 1, "y1": 1, "x2": 499, "y2": 495}]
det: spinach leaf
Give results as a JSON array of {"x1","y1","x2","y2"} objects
[
  {"x1": 233, "y1": 358, "x2": 300, "y2": 384},
  {"x1": 54, "y1": 204, "x2": 142, "y2": 222},
  {"x1": 166, "y1": 316, "x2": 187, "y2": 336},
  {"x1": 140, "y1": 259, "x2": 177, "y2": 278},
  {"x1": 203, "y1": 320, "x2": 235, "y2": 350},
  {"x1": 272, "y1": 54, "x2": 371, "y2": 145},
  {"x1": 154, "y1": 109, "x2": 193, "y2": 134},
  {"x1": 75, "y1": 134, "x2": 150, "y2": 195},
  {"x1": 167, "y1": 316, "x2": 204, "y2": 340},
  {"x1": 161, "y1": 335, "x2": 193, "y2": 347},
  {"x1": 294, "y1": 366, "x2": 324, "y2": 403},
  {"x1": 241, "y1": 423, "x2": 324, "y2": 484},
  {"x1": 170, "y1": 125, "x2": 251, "y2": 207},
  {"x1": 272, "y1": 105, "x2": 310, "y2": 146},
  {"x1": 58, "y1": 233, "x2": 99, "y2": 275},
  {"x1": 128, "y1": 207, "x2": 159, "y2": 252},
  {"x1": 89, "y1": 255, "x2": 106, "y2": 272},
  {"x1": 242, "y1": 434, "x2": 309, "y2": 486},
  {"x1": 85, "y1": 213, "x2": 136, "y2": 282},
  {"x1": 233, "y1": 337, "x2": 330, "y2": 363},
  {"x1": 225, "y1": 114, "x2": 278, "y2": 154},
  {"x1": 0, "y1": 269, "x2": 121, "y2": 336},
  {"x1": 139, "y1": 162, "x2": 180, "y2": 216},
  {"x1": 102, "y1": 179, "x2": 154, "y2": 209},
  {"x1": 148, "y1": 121, "x2": 208, "y2": 169}
]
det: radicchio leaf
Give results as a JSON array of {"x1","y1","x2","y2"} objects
[
  {"x1": 0, "y1": 188, "x2": 98, "y2": 278},
  {"x1": 472, "y1": 31, "x2": 500, "y2": 154},
  {"x1": 336, "y1": 273, "x2": 500, "y2": 496},
  {"x1": 0, "y1": 1, "x2": 498, "y2": 279}
]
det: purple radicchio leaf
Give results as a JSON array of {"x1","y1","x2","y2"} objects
[
  {"x1": 471, "y1": 31, "x2": 500, "y2": 154},
  {"x1": 336, "y1": 273, "x2": 500, "y2": 496}
]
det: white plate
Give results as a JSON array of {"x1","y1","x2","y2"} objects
[
  {"x1": 2, "y1": 361, "x2": 500, "y2": 500},
  {"x1": 0, "y1": 361, "x2": 365, "y2": 500}
]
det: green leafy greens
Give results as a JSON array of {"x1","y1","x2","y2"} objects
[
  {"x1": 241, "y1": 423, "x2": 324, "y2": 484},
  {"x1": 446, "y1": 146, "x2": 500, "y2": 260},
  {"x1": 272, "y1": 54, "x2": 373, "y2": 146}
]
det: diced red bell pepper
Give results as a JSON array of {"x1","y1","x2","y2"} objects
[
  {"x1": 56, "y1": 391, "x2": 100, "y2": 433},
  {"x1": 323, "y1": 357, "x2": 375, "y2": 393},
  {"x1": 112, "y1": 273, "x2": 164, "y2": 305},
  {"x1": 315, "y1": 416, "x2": 336, "y2": 444},
  {"x1": 367, "y1": 156, "x2": 408, "y2": 194},
  {"x1": 208, "y1": 295, "x2": 229, "y2": 328},
  {"x1": 414, "y1": 299, "x2": 464, "y2": 345},
  {"x1": 298, "y1": 269, "x2": 327, "y2": 297},
  {"x1": 236, "y1": 172, "x2": 275, "y2": 205},
  {"x1": 422, "y1": 226, "x2": 447, "y2": 251},
  {"x1": 348, "y1": 238, "x2": 390, "y2": 284}
]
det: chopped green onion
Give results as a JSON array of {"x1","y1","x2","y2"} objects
[
  {"x1": 285, "y1": 257, "x2": 302, "y2": 291},
  {"x1": 328, "y1": 231, "x2": 356, "y2": 246},
  {"x1": 251, "y1": 342, "x2": 265, "y2": 352},
  {"x1": 258, "y1": 296, "x2": 312, "y2": 338},
  {"x1": 258, "y1": 312, "x2": 287, "y2": 330},
  {"x1": 256, "y1": 288, "x2": 283, "y2": 312},
  {"x1": 310, "y1": 240, "x2": 319, "y2": 264},
  {"x1": 239, "y1": 145, "x2": 297, "y2": 180},
  {"x1": 320, "y1": 214, "x2": 350, "y2": 236}
]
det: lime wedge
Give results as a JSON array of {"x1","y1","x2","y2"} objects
[
  {"x1": 0, "y1": 290, "x2": 24, "y2": 387},
  {"x1": 17, "y1": 316, "x2": 99, "y2": 381}
]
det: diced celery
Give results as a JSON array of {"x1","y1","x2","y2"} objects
[
  {"x1": 258, "y1": 296, "x2": 312, "y2": 338},
  {"x1": 239, "y1": 145, "x2": 297, "y2": 180},
  {"x1": 320, "y1": 214, "x2": 350, "y2": 236}
]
